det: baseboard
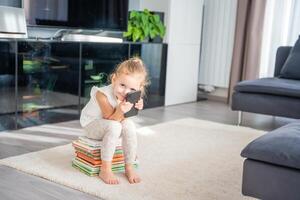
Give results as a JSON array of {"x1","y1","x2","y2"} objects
[{"x1": 198, "y1": 86, "x2": 228, "y2": 103}]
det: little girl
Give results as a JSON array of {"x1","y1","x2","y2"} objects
[{"x1": 80, "y1": 57, "x2": 149, "y2": 185}]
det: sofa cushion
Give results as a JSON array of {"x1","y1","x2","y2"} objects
[
  {"x1": 241, "y1": 122, "x2": 300, "y2": 170},
  {"x1": 234, "y1": 77, "x2": 300, "y2": 98},
  {"x1": 280, "y1": 36, "x2": 300, "y2": 80}
]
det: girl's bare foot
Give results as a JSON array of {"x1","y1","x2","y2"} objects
[
  {"x1": 99, "y1": 170, "x2": 119, "y2": 184},
  {"x1": 125, "y1": 164, "x2": 141, "y2": 184},
  {"x1": 100, "y1": 160, "x2": 119, "y2": 184}
]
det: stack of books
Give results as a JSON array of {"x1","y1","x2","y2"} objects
[{"x1": 72, "y1": 136, "x2": 137, "y2": 176}]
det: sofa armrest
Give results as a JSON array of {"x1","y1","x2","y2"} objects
[{"x1": 274, "y1": 46, "x2": 292, "y2": 77}]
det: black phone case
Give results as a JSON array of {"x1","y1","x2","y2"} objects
[{"x1": 124, "y1": 91, "x2": 141, "y2": 118}]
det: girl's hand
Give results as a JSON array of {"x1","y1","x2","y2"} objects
[
  {"x1": 119, "y1": 101, "x2": 133, "y2": 113},
  {"x1": 135, "y1": 98, "x2": 144, "y2": 110}
]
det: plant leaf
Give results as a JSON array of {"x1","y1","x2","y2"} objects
[
  {"x1": 144, "y1": 9, "x2": 150, "y2": 15},
  {"x1": 130, "y1": 11, "x2": 138, "y2": 19},
  {"x1": 158, "y1": 24, "x2": 165, "y2": 35},
  {"x1": 141, "y1": 14, "x2": 147, "y2": 25},
  {"x1": 143, "y1": 26, "x2": 150, "y2": 37},
  {"x1": 153, "y1": 14, "x2": 160, "y2": 23},
  {"x1": 132, "y1": 32, "x2": 139, "y2": 42},
  {"x1": 133, "y1": 28, "x2": 143, "y2": 42},
  {"x1": 123, "y1": 29, "x2": 130, "y2": 37},
  {"x1": 149, "y1": 15, "x2": 155, "y2": 23},
  {"x1": 150, "y1": 29, "x2": 159, "y2": 39}
]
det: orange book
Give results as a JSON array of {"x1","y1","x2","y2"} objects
[
  {"x1": 111, "y1": 156, "x2": 125, "y2": 163},
  {"x1": 75, "y1": 157, "x2": 101, "y2": 167},
  {"x1": 75, "y1": 156, "x2": 126, "y2": 168},
  {"x1": 77, "y1": 152, "x2": 101, "y2": 165},
  {"x1": 112, "y1": 153, "x2": 124, "y2": 159},
  {"x1": 76, "y1": 152, "x2": 125, "y2": 165}
]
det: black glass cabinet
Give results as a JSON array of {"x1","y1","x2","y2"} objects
[
  {"x1": 0, "y1": 41, "x2": 17, "y2": 131},
  {"x1": 0, "y1": 40, "x2": 167, "y2": 131}
]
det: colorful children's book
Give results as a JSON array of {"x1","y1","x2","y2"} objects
[
  {"x1": 72, "y1": 159, "x2": 99, "y2": 176},
  {"x1": 72, "y1": 140, "x2": 100, "y2": 153},
  {"x1": 71, "y1": 136, "x2": 139, "y2": 176},
  {"x1": 72, "y1": 163, "x2": 97, "y2": 176},
  {"x1": 74, "y1": 147, "x2": 101, "y2": 158}
]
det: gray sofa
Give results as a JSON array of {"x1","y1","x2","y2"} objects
[
  {"x1": 241, "y1": 122, "x2": 300, "y2": 200},
  {"x1": 231, "y1": 46, "x2": 300, "y2": 124},
  {"x1": 237, "y1": 36, "x2": 300, "y2": 199}
]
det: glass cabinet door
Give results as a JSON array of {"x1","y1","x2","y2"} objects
[
  {"x1": 16, "y1": 41, "x2": 80, "y2": 128},
  {"x1": 81, "y1": 43, "x2": 129, "y2": 106},
  {"x1": 0, "y1": 41, "x2": 17, "y2": 131},
  {"x1": 0, "y1": 41, "x2": 167, "y2": 131},
  {"x1": 130, "y1": 43, "x2": 167, "y2": 108}
]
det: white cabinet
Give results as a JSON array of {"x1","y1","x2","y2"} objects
[
  {"x1": 165, "y1": 44, "x2": 200, "y2": 105},
  {"x1": 165, "y1": 0, "x2": 204, "y2": 105}
]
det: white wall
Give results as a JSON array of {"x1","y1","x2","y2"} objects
[
  {"x1": 198, "y1": 0, "x2": 237, "y2": 88},
  {"x1": 165, "y1": 0, "x2": 203, "y2": 105},
  {"x1": 128, "y1": 0, "x2": 140, "y2": 11}
]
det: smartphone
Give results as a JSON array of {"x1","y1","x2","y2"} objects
[{"x1": 124, "y1": 90, "x2": 141, "y2": 117}]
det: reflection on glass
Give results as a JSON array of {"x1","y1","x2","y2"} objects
[
  {"x1": 0, "y1": 41, "x2": 17, "y2": 130},
  {"x1": 81, "y1": 43, "x2": 128, "y2": 106},
  {"x1": 0, "y1": 41, "x2": 167, "y2": 131},
  {"x1": 17, "y1": 42, "x2": 80, "y2": 128}
]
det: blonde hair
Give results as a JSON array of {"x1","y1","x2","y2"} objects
[{"x1": 110, "y1": 57, "x2": 150, "y2": 96}]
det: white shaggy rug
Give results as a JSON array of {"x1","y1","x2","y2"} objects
[{"x1": 0, "y1": 118, "x2": 263, "y2": 200}]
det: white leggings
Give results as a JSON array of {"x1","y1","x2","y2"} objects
[{"x1": 83, "y1": 118, "x2": 137, "y2": 163}]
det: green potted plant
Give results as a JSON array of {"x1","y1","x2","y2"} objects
[{"x1": 123, "y1": 9, "x2": 166, "y2": 42}]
